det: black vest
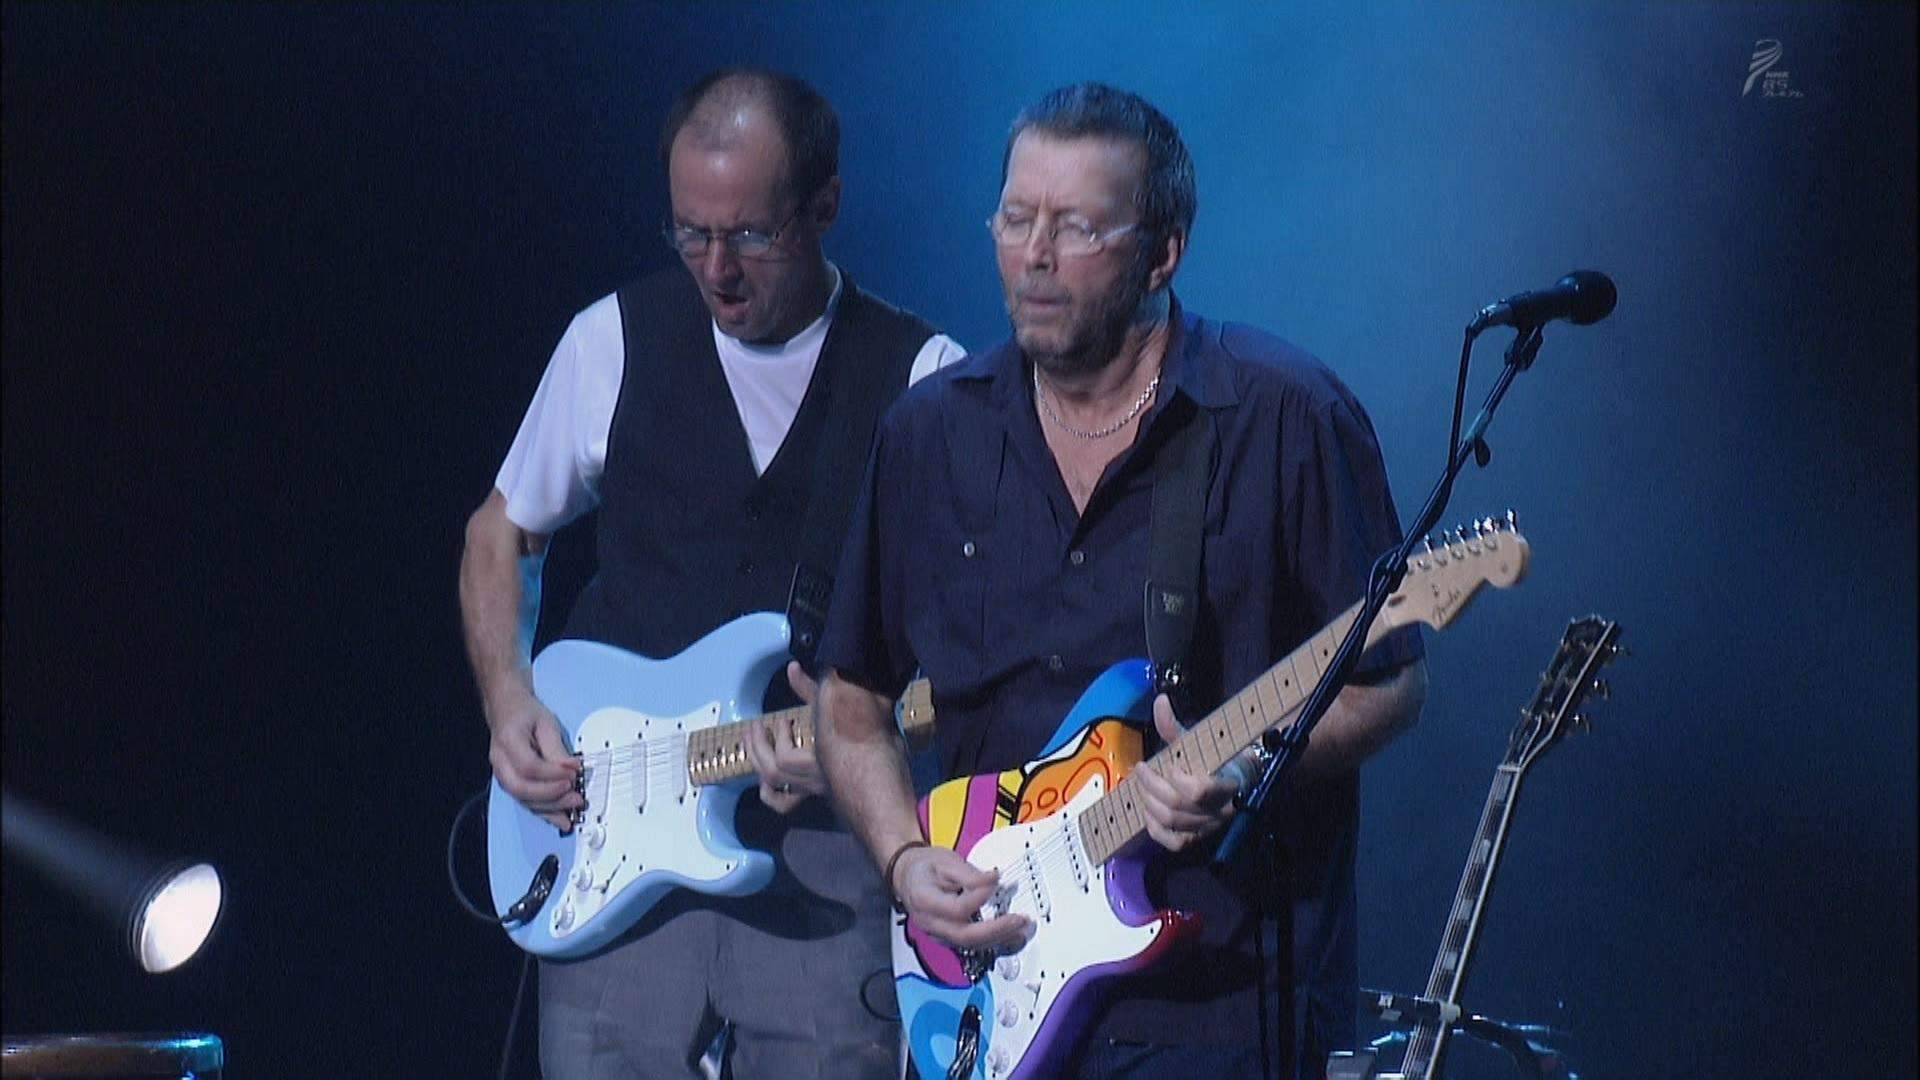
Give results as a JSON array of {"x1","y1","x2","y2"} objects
[{"x1": 563, "y1": 266, "x2": 934, "y2": 701}]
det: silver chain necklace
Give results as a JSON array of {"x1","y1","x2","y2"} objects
[{"x1": 1033, "y1": 365, "x2": 1161, "y2": 440}]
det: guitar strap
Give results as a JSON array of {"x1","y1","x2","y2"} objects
[
  {"x1": 784, "y1": 283, "x2": 927, "y2": 670},
  {"x1": 1144, "y1": 399, "x2": 1287, "y2": 1070},
  {"x1": 784, "y1": 562, "x2": 835, "y2": 671},
  {"x1": 784, "y1": 370, "x2": 860, "y2": 669},
  {"x1": 1144, "y1": 395, "x2": 1213, "y2": 711}
]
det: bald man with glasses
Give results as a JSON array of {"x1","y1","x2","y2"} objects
[{"x1": 460, "y1": 67, "x2": 961, "y2": 1079}]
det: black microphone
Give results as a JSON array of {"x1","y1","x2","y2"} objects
[{"x1": 1469, "y1": 270, "x2": 1617, "y2": 333}]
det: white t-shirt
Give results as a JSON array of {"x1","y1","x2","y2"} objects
[{"x1": 495, "y1": 265, "x2": 965, "y2": 535}]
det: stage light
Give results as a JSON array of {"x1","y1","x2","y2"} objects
[
  {"x1": 2, "y1": 789, "x2": 225, "y2": 973},
  {"x1": 131, "y1": 861, "x2": 225, "y2": 974}
]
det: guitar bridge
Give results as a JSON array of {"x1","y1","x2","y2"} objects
[
  {"x1": 960, "y1": 947, "x2": 992, "y2": 983},
  {"x1": 569, "y1": 769, "x2": 588, "y2": 828}
]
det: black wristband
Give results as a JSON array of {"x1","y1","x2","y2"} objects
[{"x1": 883, "y1": 839, "x2": 932, "y2": 911}]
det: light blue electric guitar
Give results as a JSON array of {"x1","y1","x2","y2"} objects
[{"x1": 486, "y1": 612, "x2": 935, "y2": 958}]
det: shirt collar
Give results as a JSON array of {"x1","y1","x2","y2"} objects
[{"x1": 1155, "y1": 297, "x2": 1240, "y2": 411}]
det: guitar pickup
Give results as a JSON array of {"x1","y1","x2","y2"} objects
[
  {"x1": 627, "y1": 736, "x2": 648, "y2": 813},
  {"x1": 1062, "y1": 817, "x2": 1092, "y2": 892}
]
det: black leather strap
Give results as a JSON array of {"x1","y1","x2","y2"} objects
[{"x1": 1144, "y1": 397, "x2": 1212, "y2": 703}]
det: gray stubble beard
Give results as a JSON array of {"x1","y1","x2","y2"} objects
[{"x1": 1016, "y1": 261, "x2": 1162, "y2": 382}]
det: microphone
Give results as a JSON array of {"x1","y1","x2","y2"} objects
[{"x1": 1469, "y1": 270, "x2": 1617, "y2": 333}]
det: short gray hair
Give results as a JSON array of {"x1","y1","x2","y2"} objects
[{"x1": 1004, "y1": 83, "x2": 1197, "y2": 251}]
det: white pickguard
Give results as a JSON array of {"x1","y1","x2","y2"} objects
[
  {"x1": 963, "y1": 777, "x2": 1163, "y2": 1078},
  {"x1": 546, "y1": 701, "x2": 734, "y2": 942}
]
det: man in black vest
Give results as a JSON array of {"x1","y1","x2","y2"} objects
[{"x1": 460, "y1": 67, "x2": 961, "y2": 1079}]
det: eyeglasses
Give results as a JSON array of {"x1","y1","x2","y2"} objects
[
  {"x1": 986, "y1": 209, "x2": 1140, "y2": 258},
  {"x1": 663, "y1": 207, "x2": 800, "y2": 259}
]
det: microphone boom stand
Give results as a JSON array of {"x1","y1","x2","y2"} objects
[{"x1": 1212, "y1": 323, "x2": 1545, "y2": 874}]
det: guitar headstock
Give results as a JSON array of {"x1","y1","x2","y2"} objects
[
  {"x1": 1381, "y1": 511, "x2": 1531, "y2": 633},
  {"x1": 1507, "y1": 615, "x2": 1625, "y2": 771}
]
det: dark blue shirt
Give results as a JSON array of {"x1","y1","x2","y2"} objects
[{"x1": 818, "y1": 302, "x2": 1423, "y2": 1067}]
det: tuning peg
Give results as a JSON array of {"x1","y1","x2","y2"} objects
[
  {"x1": 1589, "y1": 679, "x2": 1611, "y2": 699},
  {"x1": 1570, "y1": 714, "x2": 1592, "y2": 731},
  {"x1": 1504, "y1": 509, "x2": 1519, "y2": 531},
  {"x1": 1610, "y1": 644, "x2": 1631, "y2": 660}
]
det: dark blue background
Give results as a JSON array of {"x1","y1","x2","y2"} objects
[{"x1": 3, "y1": 5, "x2": 1913, "y2": 1077}]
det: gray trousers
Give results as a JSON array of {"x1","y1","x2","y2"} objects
[{"x1": 538, "y1": 798, "x2": 898, "y2": 1080}]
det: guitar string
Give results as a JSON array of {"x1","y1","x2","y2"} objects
[
  {"x1": 796, "y1": 648, "x2": 1322, "y2": 915},
  {"x1": 567, "y1": 681, "x2": 937, "y2": 810},
  {"x1": 1055, "y1": 539, "x2": 1500, "y2": 860},
  {"x1": 1024, "y1": 540, "x2": 1471, "y2": 871},
  {"x1": 971, "y1": 534, "x2": 1501, "y2": 884},
  {"x1": 578, "y1": 712, "x2": 803, "y2": 772},
  {"x1": 574, "y1": 706, "x2": 815, "y2": 774},
  {"x1": 962, "y1": 706, "x2": 1276, "y2": 917},
  {"x1": 1399, "y1": 764, "x2": 1529, "y2": 1071},
  {"x1": 941, "y1": 670, "x2": 1306, "y2": 898},
  {"x1": 580, "y1": 717, "x2": 827, "y2": 807},
  {"x1": 1407, "y1": 653, "x2": 1595, "y2": 1068},
  {"x1": 958, "y1": 656, "x2": 1335, "y2": 930},
  {"x1": 572, "y1": 644, "x2": 1318, "y2": 902},
  {"x1": 564, "y1": 678, "x2": 934, "y2": 795}
]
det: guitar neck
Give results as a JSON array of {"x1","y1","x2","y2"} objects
[
  {"x1": 1397, "y1": 763, "x2": 1529, "y2": 1078},
  {"x1": 686, "y1": 678, "x2": 934, "y2": 787},
  {"x1": 1392, "y1": 613, "x2": 1618, "y2": 1080},
  {"x1": 1068, "y1": 517, "x2": 1525, "y2": 866},
  {"x1": 1076, "y1": 597, "x2": 1373, "y2": 865}
]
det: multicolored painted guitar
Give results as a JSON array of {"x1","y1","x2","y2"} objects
[
  {"x1": 1373, "y1": 614, "x2": 1623, "y2": 1080},
  {"x1": 487, "y1": 612, "x2": 933, "y2": 958},
  {"x1": 893, "y1": 517, "x2": 1530, "y2": 1080}
]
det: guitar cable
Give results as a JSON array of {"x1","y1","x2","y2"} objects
[
  {"x1": 453, "y1": 790, "x2": 900, "y2": 1072},
  {"x1": 447, "y1": 785, "x2": 560, "y2": 927},
  {"x1": 859, "y1": 966, "x2": 900, "y2": 1023},
  {"x1": 448, "y1": 785, "x2": 544, "y2": 1080}
]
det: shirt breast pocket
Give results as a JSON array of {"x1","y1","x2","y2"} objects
[{"x1": 905, "y1": 531, "x2": 991, "y2": 691}]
